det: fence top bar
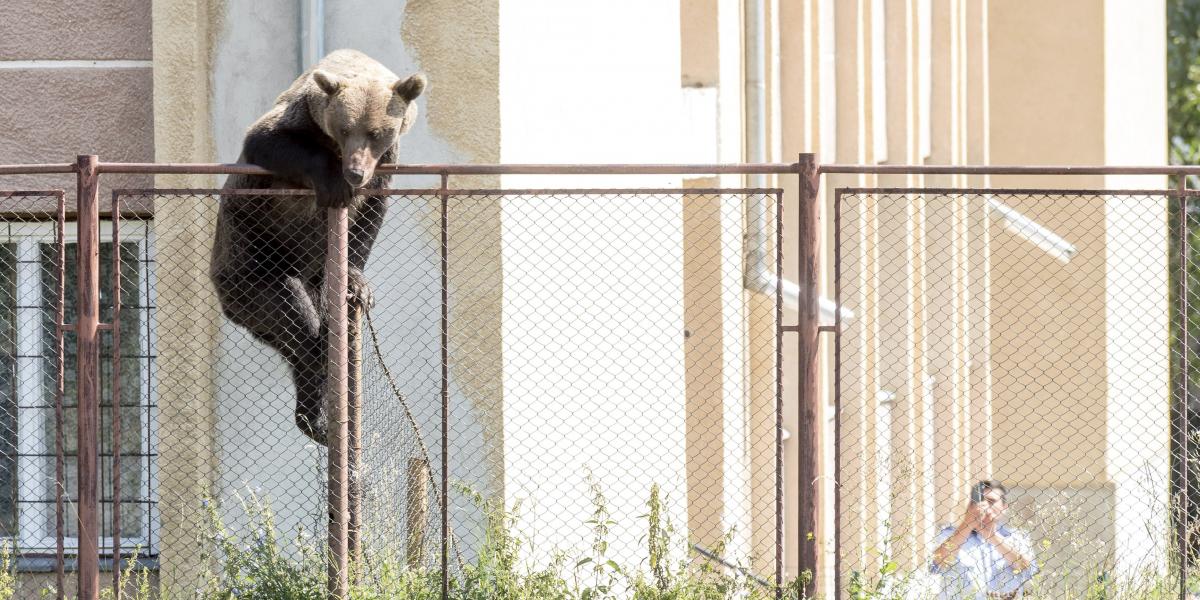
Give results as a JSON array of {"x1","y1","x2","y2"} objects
[
  {"x1": 93, "y1": 162, "x2": 804, "y2": 175},
  {"x1": 0, "y1": 164, "x2": 76, "y2": 175},
  {"x1": 95, "y1": 163, "x2": 274, "y2": 175},
  {"x1": 5, "y1": 161, "x2": 1200, "y2": 177},
  {"x1": 836, "y1": 187, "x2": 1182, "y2": 196},
  {"x1": 820, "y1": 164, "x2": 1200, "y2": 175},
  {"x1": 78, "y1": 162, "x2": 1200, "y2": 177}
]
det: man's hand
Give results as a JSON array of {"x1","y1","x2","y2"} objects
[
  {"x1": 978, "y1": 505, "x2": 1000, "y2": 542},
  {"x1": 934, "y1": 502, "x2": 987, "y2": 569},
  {"x1": 978, "y1": 508, "x2": 1032, "y2": 572},
  {"x1": 961, "y1": 501, "x2": 986, "y2": 532}
]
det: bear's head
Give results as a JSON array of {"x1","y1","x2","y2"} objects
[{"x1": 310, "y1": 69, "x2": 426, "y2": 188}]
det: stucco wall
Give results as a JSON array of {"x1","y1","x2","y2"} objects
[
  {"x1": 0, "y1": 2, "x2": 151, "y2": 60},
  {"x1": 151, "y1": 0, "x2": 222, "y2": 593},
  {"x1": 807, "y1": 0, "x2": 1167, "y2": 595},
  {"x1": 203, "y1": 0, "x2": 503, "y2": 568},
  {"x1": 1103, "y1": 0, "x2": 1170, "y2": 578}
]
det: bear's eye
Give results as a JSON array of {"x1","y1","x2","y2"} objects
[{"x1": 370, "y1": 128, "x2": 390, "y2": 140}]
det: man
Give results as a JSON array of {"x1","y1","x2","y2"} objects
[{"x1": 930, "y1": 480, "x2": 1037, "y2": 599}]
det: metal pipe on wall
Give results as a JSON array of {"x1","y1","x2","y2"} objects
[
  {"x1": 300, "y1": 0, "x2": 325, "y2": 69},
  {"x1": 744, "y1": 0, "x2": 770, "y2": 237}
]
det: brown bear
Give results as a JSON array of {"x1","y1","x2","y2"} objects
[{"x1": 210, "y1": 49, "x2": 426, "y2": 445}]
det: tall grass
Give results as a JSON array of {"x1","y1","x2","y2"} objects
[{"x1": 191, "y1": 482, "x2": 797, "y2": 600}]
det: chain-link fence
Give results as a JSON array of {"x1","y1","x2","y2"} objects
[
  {"x1": 68, "y1": 185, "x2": 784, "y2": 598},
  {"x1": 834, "y1": 188, "x2": 1183, "y2": 598},
  {"x1": 15, "y1": 160, "x2": 1200, "y2": 599}
]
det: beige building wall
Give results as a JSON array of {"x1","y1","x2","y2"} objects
[
  {"x1": 151, "y1": 0, "x2": 223, "y2": 595},
  {"x1": 777, "y1": 0, "x2": 1167, "y2": 596},
  {"x1": 681, "y1": 0, "x2": 784, "y2": 576},
  {"x1": 0, "y1": 1, "x2": 155, "y2": 598},
  {"x1": 404, "y1": 0, "x2": 505, "y2": 517},
  {"x1": 1102, "y1": 0, "x2": 1170, "y2": 580},
  {"x1": 988, "y1": 0, "x2": 1169, "y2": 588}
]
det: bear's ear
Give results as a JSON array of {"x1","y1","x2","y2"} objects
[
  {"x1": 312, "y1": 70, "x2": 345, "y2": 96},
  {"x1": 393, "y1": 73, "x2": 426, "y2": 103}
]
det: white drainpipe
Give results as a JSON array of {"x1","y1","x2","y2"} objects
[
  {"x1": 986, "y1": 197, "x2": 1076, "y2": 263},
  {"x1": 742, "y1": 0, "x2": 850, "y2": 327},
  {"x1": 746, "y1": 270, "x2": 853, "y2": 326},
  {"x1": 300, "y1": 0, "x2": 325, "y2": 69}
]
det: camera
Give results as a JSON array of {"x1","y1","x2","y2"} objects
[{"x1": 970, "y1": 482, "x2": 987, "y2": 503}]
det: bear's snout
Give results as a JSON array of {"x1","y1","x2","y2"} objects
[{"x1": 343, "y1": 166, "x2": 369, "y2": 187}]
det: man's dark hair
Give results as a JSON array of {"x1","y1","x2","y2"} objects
[{"x1": 975, "y1": 479, "x2": 1007, "y2": 501}]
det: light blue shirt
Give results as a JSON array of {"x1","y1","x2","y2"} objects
[{"x1": 929, "y1": 524, "x2": 1038, "y2": 599}]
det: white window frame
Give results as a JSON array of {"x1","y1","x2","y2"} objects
[{"x1": 2, "y1": 219, "x2": 157, "y2": 556}]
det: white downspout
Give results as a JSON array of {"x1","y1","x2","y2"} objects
[
  {"x1": 300, "y1": 0, "x2": 325, "y2": 69},
  {"x1": 744, "y1": 0, "x2": 770, "y2": 263},
  {"x1": 985, "y1": 197, "x2": 1077, "y2": 263},
  {"x1": 741, "y1": 0, "x2": 849, "y2": 327}
]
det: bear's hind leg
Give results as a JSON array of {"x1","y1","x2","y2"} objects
[
  {"x1": 290, "y1": 339, "x2": 328, "y2": 445},
  {"x1": 213, "y1": 272, "x2": 328, "y2": 444}
]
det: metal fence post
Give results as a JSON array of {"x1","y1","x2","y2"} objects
[
  {"x1": 796, "y1": 154, "x2": 821, "y2": 596},
  {"x1": 54, "y1": 189, "x2": 66, "y2": 600},
  {"x1": 439, "y1": 173, "x2": 450, "y2": 600},
  {"x1": 1178, "y1": 176, "x2": 1191, "y2": 600},
  {"x1": 325, "y1": 204, "x2": 350, "y2": 600},
  {"x1": 111, "y1": 190, "x2": 124, "y2": 599},
  {"x1": 75, "y1": 154, "x2": 101, "y2": 600},
  {"x1": 348, "y1": 302, "x2": 363, "y2": 572}
]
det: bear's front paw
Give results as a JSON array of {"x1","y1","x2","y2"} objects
[
  {"x1": 347, "y1": 268, "x2": 375, "y2": 310},
  {"x1": 315, "y1": 180, "x2": 355, "y2": 209}
]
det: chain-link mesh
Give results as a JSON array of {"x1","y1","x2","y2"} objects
[
  {"x1": 835, "y1": 189, "x2": 1179, "y2": 598},
  {"x1": 0, "y1": 192, "x2": 77, "y2": 596},
  {"x1": 97, "y1": 188, "x2": 784, "y2": 597}
]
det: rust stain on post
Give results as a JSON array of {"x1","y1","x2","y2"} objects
[
  {"x1": 795, "y1": 154, "x2": 821, "y2": 596},
  {"x1": 348, "y1": 303, "x2": 363, "y2": 574},
  {"x1": 75, "y1": 155, "x2": 101, "y2": 600},
  {"x1": 54, "y1": 190, "x2": 66, "y2": 600},
  {"x1": 326, "y1": 205, "x2": 350, "y2": 599}
]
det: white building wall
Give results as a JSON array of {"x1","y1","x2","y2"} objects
[
  {"x1": 1103, "y1": 0, "x2": 1169, "y2": 578},
  {"x1": 203, "y1": 0, "x2": 761, "y2": 576},
  {"x1": 209, "y1": 0, "x2": 480, "y2": 552},
  {"x1": 498, "y1": 0, "x2": 693, "y2": 567}
]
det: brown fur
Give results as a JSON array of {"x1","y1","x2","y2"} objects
[{"x1": 210, "y1": 49, "x2": 426, "y2": 444}]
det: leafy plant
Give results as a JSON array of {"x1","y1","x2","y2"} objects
[
  {"x1": 0, "y1": 542, "x2": 12, "y2": 600},
  {"x1": 188, "y1": 481, "x2": 793, "y2": 600},
  {"x1": 199, "y1": 492, "x2": 324, "y2": 600},
  {"x1": 99, "y1": 546, "x2": 153, "y2": 600}
]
